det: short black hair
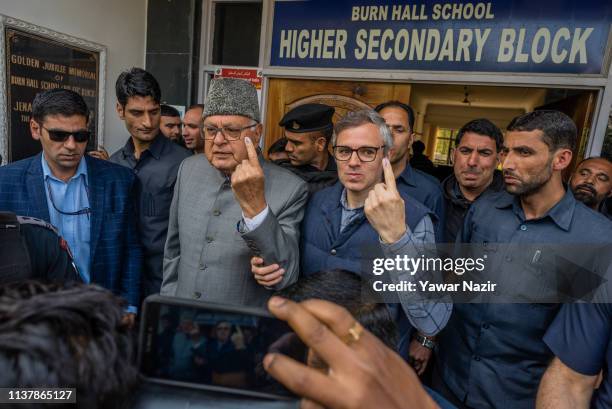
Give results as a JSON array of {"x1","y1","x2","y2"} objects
[
  {"x1": 187, "y1": 103, "x2": 205, "y2": 111},
  {"x1": 268, "y1": 137, "x2": 288, "y2": 155},
  {"x1": 160, "y1": 104, "x2": 180, "y2": 117},
  {"x1": 412, "y1": 140, "x2": 426, "y2": 154},
  {"x1": 277, "y1": 270, "x2": 398, "y2": 349},
  {"x1": 115, "y1": 67, "x2": 161, "y2": 106},
  {"x1": 507, "y1": 110, "x2": 577, "y2": 152},
  {"x1": 0, "y1": 282, "x2": 139, "y2": 409},
  {"x1": 31, "y1": 89, "x2": 89, "y2": 123},
  {"x1": 455, "y1": 118, "x2": 504, "y2": 152},
  {"x1": 374, "y1": 101, "x2": 416, "y2": 131},
  {"x1": 320, "y1": 127, "x2": 333, "y2": 147}
]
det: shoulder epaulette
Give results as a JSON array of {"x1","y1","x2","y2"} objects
[{"x1": 16, "y1": 216, "x2": 60, "y2": 236}]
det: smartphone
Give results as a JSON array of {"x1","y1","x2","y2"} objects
[{"x1": 138, "y1": 295, "x2": 306, "y2": 400}]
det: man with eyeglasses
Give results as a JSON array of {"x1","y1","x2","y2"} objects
[
  {"x1": 161, "y1": 78, "x2": 308, "y2": 307},
  {"x1": 254, "y1": 109, "x2": 451, "y2": 351},
  {"x1": 374, "y1": 101, "x2": 445, "y2": 242},
  {"x1": 0, "y1": 89, "x2": 142, "y2": 324}
]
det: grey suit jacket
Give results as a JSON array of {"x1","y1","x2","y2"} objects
[{"x1": 161, "y1": 154, "x2": 308, "y2": 307}]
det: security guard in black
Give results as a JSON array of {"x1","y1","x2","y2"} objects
[{"x1": 0, "y1": 212, "x2": 79, "y2": 284}]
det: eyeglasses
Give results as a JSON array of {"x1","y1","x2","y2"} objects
[
  {"x1": 42, "y1": 125, "x2": 91, "y2": 143},
  {"x1": 45, "y1": 179, "x2": 91, "y2": 217},
  {"x1": 333, "y1": 145, "x2": 385, "y2": 162},
  {"x1": 202, "y1": 124, "x2": 257, "y2": 141}
]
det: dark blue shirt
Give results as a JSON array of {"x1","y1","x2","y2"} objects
[
  {"x1": 544, "y1": 303, "x2": 611, "y2": 409},
  {"x1": 110, "y1": 134, "x2": 191, "y2": 296},
  {"x1": 397, "y1": 164, "x2": 445, "y2": 241},
  {"x1": 436, "y1": 189, "x2": 612, "y2": 409}
]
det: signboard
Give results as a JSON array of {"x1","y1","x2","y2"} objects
[
  {"x1": 270, "y1": 0, "x2": 612, "y2": 75},
  {"x1": 214, "y1": 67, "x2": 262, "y2": 89},
  {"x1": 0, "y1": 16, "x2": 106, "y2": 164}
]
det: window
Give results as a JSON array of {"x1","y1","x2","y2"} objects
[
  {"x1": 433, "y1": 128, "x2": 456, "y2": 165},
  {"x1": 212, "y1": 2, "x2": 262, "y2": 67},
  {"x1": 602, "y1": 109, "x2": 612, "y2": 160}
]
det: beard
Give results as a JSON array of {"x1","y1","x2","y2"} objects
[
  {"x1": 572, "y1": 184, "x2": 598, "y2": 207},
  {"x1": 504, "y1": 158, "x2": 553, "y2": 196}
]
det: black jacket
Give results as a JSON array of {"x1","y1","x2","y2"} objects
[
  {"x1": 410, "y1": 153, "x2": 436, "y2": 176},
  {"x1": 110, "y1": 134, "x2": 191, "y2": 297},
  {"x1": 0, "y1": 212, "x2": 79, "y2": 284},
  {"x1": 442, "y1": 170, "x2": 504, "y2": 243},
  {"x1": 274, "y1": 154, "x2": 338, "y2": 195}
]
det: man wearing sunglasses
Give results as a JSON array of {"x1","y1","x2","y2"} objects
[
  {"x1": 0, "y1": 89, "x2": 142, "y2": 324},
  {"x1": 161, "y1": 78, "x2": 308, "y2": 307}
]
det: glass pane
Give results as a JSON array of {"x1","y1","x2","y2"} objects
[
  {"x1": 212, "y1": 2, "x2": 262, "y2": 67},
  {"x1": 434, "y1": 128, "x2": 456, "y2": 164},
  {"x1": 602, "y1": 110, "x2": 612, "y2": 160},
  {"x1": 434, "y1": 138, "x2": 450, "y2": 163}
]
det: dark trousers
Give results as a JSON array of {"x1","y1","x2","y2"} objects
[{"x1": 431, "y1": 363, "x2": 473, "y2": 409}]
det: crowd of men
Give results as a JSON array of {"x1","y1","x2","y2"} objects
[{"x1": 0, "y1": 66, "x2": 610, "y2": 409}]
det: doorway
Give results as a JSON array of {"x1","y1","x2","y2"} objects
[{"x1": 264, "y1": 78, "x2": 597, "y2": 176}]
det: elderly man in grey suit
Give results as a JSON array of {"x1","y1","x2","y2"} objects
[{"x1": 161, "y1": 78, "x2": 308, "y2": 307}]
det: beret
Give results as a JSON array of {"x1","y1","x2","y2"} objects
[{"x1": 279, "y1": 103, "x2": 334, "y2": 133}]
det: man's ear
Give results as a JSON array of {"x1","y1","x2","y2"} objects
[
  {"x1": 408, "y1": 132, "x2": 415, "y2": 149},
  {"x1": 30, "y1": 118, "x2": 41, "y2": 141},
  {"x1": 251, "y1": 123, "x2": 264, "y2": 146},
  {"x1": 116, "y1": 102, "x2": 125, "y2": 119},
  {"x1": 315, "y1": 136, "x2": 327, "y2": 152},
  {"x1": 552, "y1": 148, "x2": 573, "y2": 171},
  {"x1": 449, "y1": 147, "x2": 456, "y2": 166}
]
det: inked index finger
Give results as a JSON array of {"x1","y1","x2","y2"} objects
[
  {"x1": 382, "y1": 157, "x2": 397, "y2": 191},
  {"x1": 244, "y1": 136, "x2": 260, "y2": 166}
]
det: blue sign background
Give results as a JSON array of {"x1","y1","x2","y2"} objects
[{"x1": 270, "y1": 0, "x2": 612, "y2": 74}]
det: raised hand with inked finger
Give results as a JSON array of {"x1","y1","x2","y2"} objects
[
  {"x1": 231, "y1": 136, "x2": 267, "y2": 219},
  {"x1": 364, "y1": 157, "x2": 407, "y2": 244}
]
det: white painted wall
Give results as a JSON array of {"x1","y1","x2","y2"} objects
[{"x1": 0, "y1": 0, "x2": 147, "y2": 153}]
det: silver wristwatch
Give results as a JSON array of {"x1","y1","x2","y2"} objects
[{"x1": 414, "y1": 333, "x2": 436, "y2": 350}]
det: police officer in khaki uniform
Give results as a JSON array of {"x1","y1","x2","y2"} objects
[{"x1": 0, "y1": 212, "x2": 79, "y2": 284}]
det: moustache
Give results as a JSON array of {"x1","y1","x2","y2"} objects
[
  {"x1": 574, "y1": 183, "x2": 596, "y2": 196},
  {"x1": 503, "y1": 170, "x2": 520, "y2": 179}
]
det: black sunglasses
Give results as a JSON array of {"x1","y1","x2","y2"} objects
[{"x1": 42, "y1": 125, "x2": 91, "y2": 143}]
